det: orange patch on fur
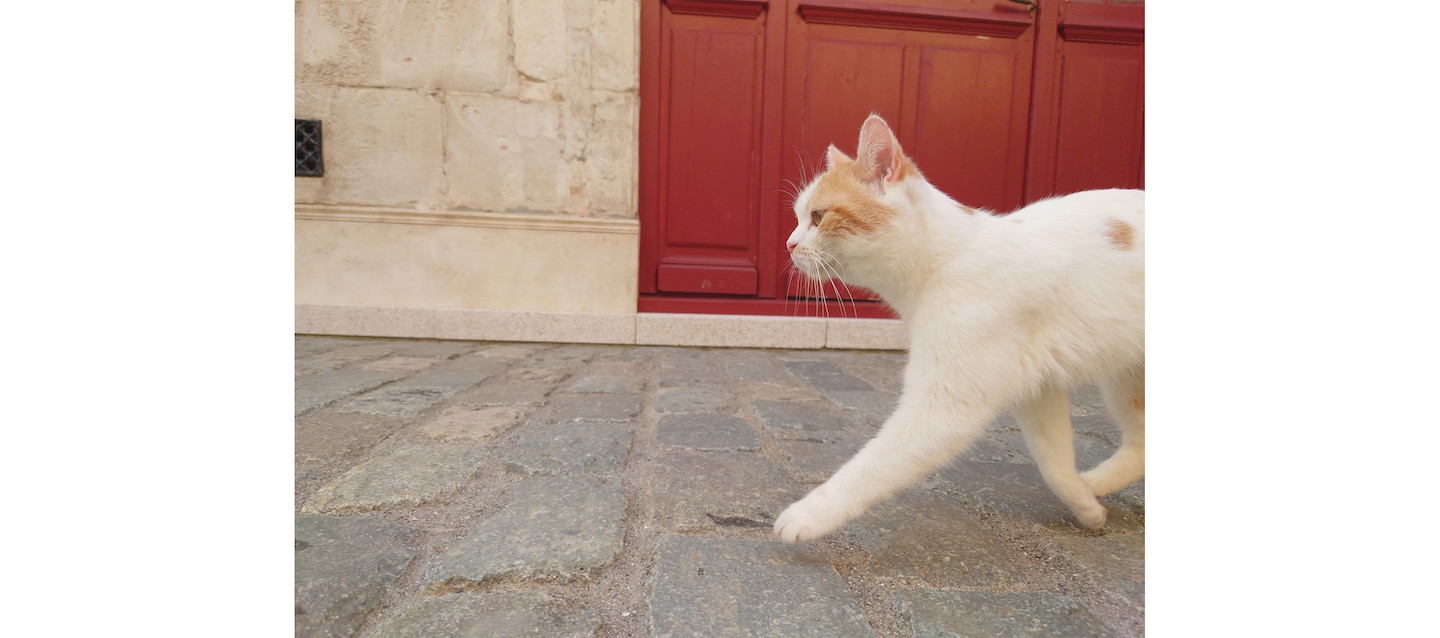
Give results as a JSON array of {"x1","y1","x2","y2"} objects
[
  {"x1": 959, "y1": 205, "x2": 977, "y2": 216},
  {"x1": 1105, "y1": 219, "x2": 1135, "y2": 250},
  {"x1": 1132, "y1": 396, "x2": 1144, "y2": 412},
  {"x1": 809, "y1": 162, "x2": 899, "y2": 236}
]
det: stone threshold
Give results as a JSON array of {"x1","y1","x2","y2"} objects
[{"x1": 295, "y1": 304, "x2": 907, "y2": 351}]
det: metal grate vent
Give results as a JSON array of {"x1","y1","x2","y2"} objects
[{"x1": 295, "y1": 119, "x2": 323, "y2": 177}]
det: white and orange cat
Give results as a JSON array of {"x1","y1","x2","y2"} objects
[{"x1": 775, "y1": 115, "x2": 1144, "y2": 542}]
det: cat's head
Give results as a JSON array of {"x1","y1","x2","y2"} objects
[{"x1": 786, "y1": 115, "x2": 922, "y2": 286}]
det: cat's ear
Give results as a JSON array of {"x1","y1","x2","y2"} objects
[
  {"x1": 856, "y1": 115, "x2": 905, "y2": 189},
  {"x1": 825, "y1": 144, "x2": 853, "y2": 170}
]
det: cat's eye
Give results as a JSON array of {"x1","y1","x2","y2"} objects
[{"x1": 811, "y1": 209, "x2": 825, "y2": 226}]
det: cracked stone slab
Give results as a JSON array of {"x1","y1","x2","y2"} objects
[
  {"x1": 303, "y1": 441, "x2": 485, "y2": 512},
  {"x1": 656, "y1": 413, "x2": 759, "y2": 451},
  {"x1": 504, "y1": 420, "x2": 632, "y2": 475},
  {"x1": 375, "y1": 591, "x2": 599, "y2": 638},
  {"x1": 649, "y1": 537, "x2": 872, "y2": 638},
  {"x1": 896, "y1": 589, "x2": 1109, "y2": 638},
  {"x1": 844, "y1": 488, "x2": 1037, "y2": 588},
  {"x1": 427, "y1": 475, "x2": 627, "y2": 586},
  {"x1": 295, "y1": 514, "x2": 417, "y2": 638}
]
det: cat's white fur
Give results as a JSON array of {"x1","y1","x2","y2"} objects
[{"x1": 776, "y1": 115, "x2": 1144, "y2": 542}]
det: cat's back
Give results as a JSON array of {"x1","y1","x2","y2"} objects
[
  {"x1": 1011, "y1": 189, "x2": 1143, "y2": 230},
  {"x1": 1004, "y1": 189, "x2": 1144, "y2": 262}
]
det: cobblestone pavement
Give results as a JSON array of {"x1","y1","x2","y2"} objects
[{"x1": 295, "y1": 336, "x2": 1145, "y2": 637}]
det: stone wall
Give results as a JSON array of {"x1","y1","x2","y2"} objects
[
  {"x1": 296, "y1": 0, "x2": 637, "y2": 217},
  {"x1": 295, "y1": 0, "x2": 641, "y2": 319}
]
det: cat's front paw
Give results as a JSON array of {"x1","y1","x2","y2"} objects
[
  {"x1": 774, "y1": 491, "x2": 850, "y2": 543},
  {"x1": 1075, "y1": 502, "x2": 1107, "y2": 530}
]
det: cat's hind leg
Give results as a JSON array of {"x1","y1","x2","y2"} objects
[
  {"x1": 1014, "y1": 385, "x2": 1108, "y2": 529},
  {"x1": 1081, "y1": 369, "x2": 1145, "y2": 497}
]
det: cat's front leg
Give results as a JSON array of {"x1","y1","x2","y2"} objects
[{"x1": 775, "y1": 401, "x2": 987, "y2": 542}]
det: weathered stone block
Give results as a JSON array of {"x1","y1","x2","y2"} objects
[
  {"x1": 656, "y1": 414, "x2": 760, "y2": 452},
  {"x1": 358, "y1": 356, "x2": 443, "y2": 373},
  {"x1": 379, "y1": 0, "x2": 510, "y2": 93},
  {"x1": 845, "y1": 488, "x2": 1036, "y2": 588},
  {"x1": 712, "y1": 348, "x2": 792, "y2": 381},
  {"x1": 512, "y1": 0, "x2": 568, "y2": 81},
  {"x1": 375, "y1": 591, "x2": 599, "y2": 638},
  {"x1": 753, "y1": 400, "x2": 851, "y2": 439},
  {"x1": 822, "y1": 390, "x2": 897, "y2": 426},
  {"x1": 1049, "y1": 531, "x2": 1146, "y2": 609},
  {"x1": 935, "y1": 461, "x2": 1143, "y2": 530},
  {"x1": 427, "y1": 475, "x2": 627, "y2": 586},
  {"x1": 296, "y1": 367, "x2": 409, "y2": 416},
  {"x1": 294, "y1": 86, "x2": 445, "y2": 207},
  {"x1": 589, "y1": 0, "x2": 637, "y2": 92},
  {"x1": 649, "y1": 537, "x2": 872, "y2": 638},
  {"x1": 584, "y1": 91, "x2": 638, "y2": 215},
  {"x1": 504, "y1": 421, "x2": 632, "y2": 476},
  {"x1": 896, "y1": 590, "x2": 1109, "y2": 638},
  {"x1": 445, "y1": 93, "x2": 567, "y2": 211},
  {"x1": 417, "y1": 405, "x2": 527, "y2": 442},
  {"x1": 303, "y1": 441, "x2": 485, "y2": 512},
  {"x1": 777, "y1": 436, "x2": 865, "y2": 483},
  {"x1": 295, "y1": 411, "x2": 404, "y2": 468},
  {"x1": 652, "y1": 451, "x2": 803, "y2": 530},
  {"x1": 334, "y1": 385, "x2": 458, "y2": 419},
  {"x1": 784, "y1": 361, "x2": 875, "y2": 391},
  {"x1": 295, "y1": 514, "x2": 417, "y2": 638},
  {"x1": 562, "y1": 374, "x2": 646, "y2": 395},
  {"x1": 453, "y1": 381, "x2": 556, "y2": 406},
  {"x1": 538, "y1": 394, "x2": 642, "y2": 422},
  {"x1": 655, "y1": 386, "x2": 734, "y2": 414}
]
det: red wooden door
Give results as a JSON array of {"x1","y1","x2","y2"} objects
[
  {"x1": 1027, "y1": 0, "x2": 1145, "y2": 200},
  {"x1": 639, "y1": 0, "x2": 1143, "y2": 316}
]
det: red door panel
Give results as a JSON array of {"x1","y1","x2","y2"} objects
[
  {"x1": 1052, "y1": 41, "x2": 1144, "y2": 194},
  {"x1": 647, "y1": 1, "x2": 770, "y2": 296},
  {"x1": 1026, "y1": 0, "x2": 1144, "y2": 201}
]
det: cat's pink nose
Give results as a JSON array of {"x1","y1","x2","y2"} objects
[{"x1": 786, "y1": 238, "x2": 798, "y2": 251}]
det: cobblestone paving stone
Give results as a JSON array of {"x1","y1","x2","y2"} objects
[{"x1": 294, "y1": 336, "x2": 1145, "y2": 637}]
